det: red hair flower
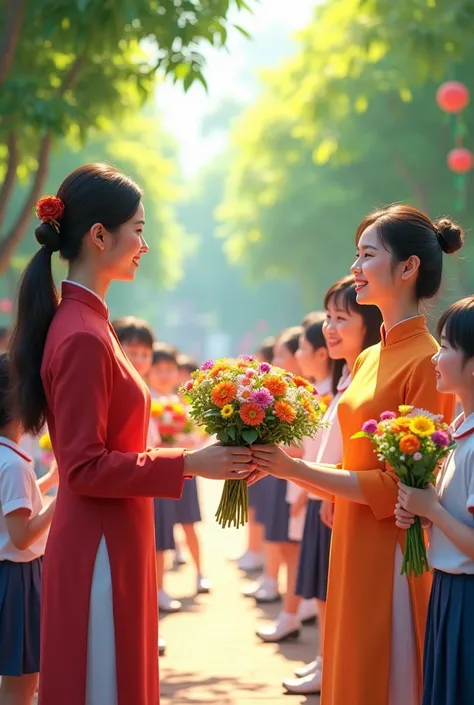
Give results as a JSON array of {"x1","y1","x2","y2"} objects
[{"x1": 36, "y1": 195, "x2": 65, "y2": 226}]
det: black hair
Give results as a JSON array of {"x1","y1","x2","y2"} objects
[
  {"x1": 111, "y1": 316, "x2": 155, "y2": 349},
  {"x1": 356, "y1": 204, "x2": 464, "y2": 301},
  {"x1": 256, "y1": 336, "x2": 275, "y2": 364},
  {"x1": 0, "y1": 353, "x2": 13, "y2": 427},
  {"x1": 277, "y1": 326, "x2": 303, "y2": 356},
  {"x1": 301, "y1": 311, "x2": 324, "y2": 329},
  {"x1": 177, "y1": 354, "x2": 199, "y2": 375},
  {"x1": 304, "y1": 314, "x2": 327, "y2": 351},
  {"x1": 152, "y1": 342, "x2": 179, "y2": 366},
  {"x1": 324, "y1": 275, "x2": 383, "y2": 394},
  {"x1": 0, "y1": 327, "x2": 10, "y2": 342},
  {"x1": 437, "y1": 296, "x2": 474, "y2": 361},
  {"x1": 9, "y1": 163, "x2": 143, "y2": 434}
]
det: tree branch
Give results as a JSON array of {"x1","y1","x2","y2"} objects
[
  {"x1": 0, "y1": 130, "x2": 19, "y2": 227},
  {"x1": 0, "y1": 52, "x2": 86, "y2": 273},
  {"x1": 0, "y1": 132, "x2": 52, "y2": 274},
  {"x1": 0, "y1": 0, "x2": 27, "y2": 86}
]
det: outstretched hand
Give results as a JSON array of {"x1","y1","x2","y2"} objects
[
  {"x1": 184, "y1": 443, "x2": 256, "y2": 481},
  {"x1": 251, "y1": 444, "x2": 298, "y2": 479}
]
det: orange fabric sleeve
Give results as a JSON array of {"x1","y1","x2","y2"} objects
[
  {"x1": 50, "y1": 332, "x2": 185, "y2": 499},
  {"x1": 358, "y1": 352, "x2": 455, "y2": 521}
]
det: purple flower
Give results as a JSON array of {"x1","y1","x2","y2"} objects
[
  {"x1": 380, "y1": 411, "x2": 396, "y2": 421},
  {"x1": 250, "y1": 388, "x2": 274, "y2": 408},
  {"x1": 362, "y1": 419, "x2": 378, "y2": 434},
  {"x1": 259, "y1": 362, "x2": 271, "y2": 373},
  {"x1": 201, "y1": 360, "x2": 215, "y2": 371},
  {"x1": 413, "y1": 452, "x2": 423, "y2": 461},
  {"x1": 431, "y1": 430, "x2": 450, "y2": 447},
  {"x1": 240, "y1": 354, "x2": 255, "y2": 363}
]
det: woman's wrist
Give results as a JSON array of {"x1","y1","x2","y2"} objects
[{"x1": 183, "y1": 449, "x2": 198, "y2": 478}]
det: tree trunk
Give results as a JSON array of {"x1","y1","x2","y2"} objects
[
  {"x1": 0, "y1": 132, "x2": 52, "y2": 275},
  {"x1": 0, "y1": 130, "x2": 19, "y2": 227},
  {"x1": 0, "y1": 0, "x2": 27, "y2": 86}
]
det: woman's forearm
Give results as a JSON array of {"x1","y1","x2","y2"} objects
[{"x1": 290, "y1": 460, "x2": 366, "y2": 504}]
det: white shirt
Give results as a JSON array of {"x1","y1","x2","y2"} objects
[
  {"x1": 0, "y1": 437, "x2": 46, "y2": 561},
  {"x1": 429, "y1": 413, "x2": 474, "y2": 574}
]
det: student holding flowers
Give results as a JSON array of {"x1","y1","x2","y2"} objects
[
  {"x1": 252, "y1": 205, "x2": 461, "y2": 705},
  {"x1": 396, "y1": 296, "x2": 474, "y2": 705}
]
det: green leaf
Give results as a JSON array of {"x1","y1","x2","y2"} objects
[
  {"x1": 218, "y1": 430, "x2": 229, "y2": 443},
  {"x1": 233, "y1": 24, "x2": 251, "y2": 39},
  {"x1": 242, "y1": 428, "x2": 259, "y2": 445},
  {"x1": 227, "y1": 426, "x2": 236, "y2": 441},
  {"x1": 351, "y1": 431, "x2": 368, "y2": 440}
]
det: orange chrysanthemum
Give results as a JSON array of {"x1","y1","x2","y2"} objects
[
  {"x1": 210, "y1": 362, "x2": 229, "y2": 379},
  {"x1": 239, "y1": 402, "x2": 265, "y2": 427},
  {"x1": 237, "y1": 360, "x2": 248, "y2": 369},
  {"x1": 293, "y1": 376, "x2": 311, "y2": 390},
  {"x1": 263, "y1": 375, "x2": 288, "y2": 397},
  {"x1": 211, "y1": 380, "x2": 237, "y2": 407},
  {"x1": 274, "y1": 400, "x2": 296, "y2": 423},
  {"x1": 399, "y1": 434, "x2": 421, "y2": 455}
]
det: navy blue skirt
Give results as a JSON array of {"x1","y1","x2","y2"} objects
[
  {"x1": 0, "y1": 557, "x2": 42, "y2": 676},
  {"x1": 154, "y1": 498, "x2": 176, "y2": 551},
  {"x1": 253, "y1": 475, "x2": 274, "y2": 526},
  {"x1": 295, "y1": 499, "x2": 331, "y2": 600},
  {"x1": 264, "y1": 477, "x2": 292, "y2": 543},
  {"x1": 174, "y1": 476, "x2": 201, "y2": 525},
  {"x1": 423, "y1": 570, "x2": 474, "y2": 705}
]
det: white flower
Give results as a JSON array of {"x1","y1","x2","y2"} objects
[
  {"x1": 407, "y1": 408, "x2": 443, "y2": 422},
  {"x1": 390, "y1": 446, "x2": 396, "y2": 452},
  {"x1": 400, "y1": 455, "x2": 405, "y2": 461},
  {"x1": 237, "y1": 386, "x2": 253, "y2": 402}
]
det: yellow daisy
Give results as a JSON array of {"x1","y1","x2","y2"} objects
[
  {"x1": 221, "y1": 404, "x2": 235, "y2": 419},
  {"x1": 409, "y1": 416, "x2": 436, "y2": 438},
  {"x1": 398, "y1": 405, "x2": 414, "y2": 416}
]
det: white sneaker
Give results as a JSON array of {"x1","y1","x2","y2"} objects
[
  {"x1": 196, "y1": 575, "x2": 211, "y2": 594},
  {"x1": 158, "y1": 589, "x2": 182, "y2": 613},
  {"x1": 238, "y1": 550, "x2": 264, "y2": 572},
  {"x1": 256, "y1": 611, "x2": 301, "y2": 643},
  {"x1": 283, "y1": 669, "x2": 322, "y2": 694},
  {"x1": 298, "y1": 598, "x2": 318, "y2": 625},
  {"x1": 158, "y1": 635, "x2": 166, "y2": 656},
  {"x1": 294, "y1": 657, "x2": 322, "y2": 678}
]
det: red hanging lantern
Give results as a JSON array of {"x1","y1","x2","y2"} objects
[
  {"x1": 437, "y1": 81, "x2": 470, "y2": 113},
  {"x1": 447, "y1": 147, "x2": 474, "y2": 173}
]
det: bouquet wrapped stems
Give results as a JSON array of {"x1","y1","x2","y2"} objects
[
  {"x1": 215, "y1": 479, "x2": 249, "y2": 528},
  {"x1": 403, "y1": 516, "x2": 430, "y2": 577}
]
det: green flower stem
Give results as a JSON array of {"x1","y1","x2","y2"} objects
[
  {"x1": 215, "y1": 478, "x2": 249, "y2": 528},
  {"x1": 401, "y1": 517, "x2": 429, "y2": 577}
]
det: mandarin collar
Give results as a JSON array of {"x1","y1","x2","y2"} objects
[
  {"x1": 452, "y1": 412, "x2": 474, "y2": 440},
  {"x1": 61, "y1": 281, "x2": 108, "y2": 319},
  {"x1": 0, "y1": 435, "x2": 33, "y2": 463},
  {"x1": 380, "y1": 315, "x2": 427, "y2": 349}
]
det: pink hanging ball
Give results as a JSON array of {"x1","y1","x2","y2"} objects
[
  {"x1": 437, "y1": 81, "x2": 470, "y2": 113},
  {"x1": 447, "y1": 147, "x2": 474, "y2": 173}
]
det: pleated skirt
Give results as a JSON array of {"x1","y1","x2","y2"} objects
[
  {"x1": 295, "y1": 499, "x2": 331, "y2": 600},
  {"x1": 153, "y1": 498, "x2": 176, "y2": 551},
  {"x1": 264, "y1": 476, "x2": 292, "y2": 543},
  {"x1": 0, "y1": 557, "x2": 42, "y2": 675},
  {"x1": 174, "y1": 476, "x2": 202, "y2": 525},
  {"x1": 253, "y1": 475, "x2": 274, "y2": 526},
  {"x1": 423, "y1": 569, "x2": 474, "y2": 705}
]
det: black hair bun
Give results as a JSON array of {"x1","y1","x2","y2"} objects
[
  {"x1": 434, "y1": 218, "x2": 464, "y2": 255},
  {"x1": 35, "y1": 222, "x2": 60, "y2": 253}
]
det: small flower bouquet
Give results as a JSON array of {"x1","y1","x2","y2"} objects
[
  {"x1": 352, "y1": 405, "x2": 455, "y2": 576},
  {"x1": 150, "y1": 398, "x2": 194, "y2": 445},
  {"x1": 38, "y1": 432, "x2": 54, "y2": 466},
  {"x1": 181, "y1": 356, "x2": 326, "y2": 528}
]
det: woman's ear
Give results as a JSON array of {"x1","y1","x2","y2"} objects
[
  {"x1": 400, "y1": 255, "x2": 421, "y2": 282},
  {"x1": 89, "y1": 223, "x2": 105, "y2": 251}
]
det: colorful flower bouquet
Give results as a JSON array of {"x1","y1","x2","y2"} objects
[
  {"x1": 150, "y1": 398, "x2": 194, "y2": 445},
  {"x1": 38, "y1": 432, "x2": 54, "y2": 466},
  {"x1": 352, "y1": 406, "x2": 455, "y2": 577},
  {"x1": 181, "y1": 356, "x2": 327, "y2": 528}
]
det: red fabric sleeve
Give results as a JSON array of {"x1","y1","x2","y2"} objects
[{"x1": 49, "y1": 332, "x2": 185, "y2": 499}]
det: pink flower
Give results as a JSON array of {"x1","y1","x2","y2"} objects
[
  {"x1": 259, "y1": 362, "x2": 271, "y2": 373},
  {"x1": 380, "y1": 411, "x2": 396, "y2": 420},
  {"x1": 431, "y1": 430, "x2": 450, "y2": 447},
  {"x1": 245, "y1": 368, "x2": 256, "y2": 377},
  {"x1": 362, "y1": 419, "x2": 378, "y2": 434},
  {"x1": 201, "y1": 360, "x2": 215, "y2": 370},
  {"x1": 413, "y1": 452, "x2": 423, "y2": 461},
  {"x1": 250, "y1": 388, "x2": 274, "y2": 408},
  {"x1": 240, "y1": 354, "x2": 255, "y2": 363},
  {"x1": 184, "y1": 380, "x2": 194, "y2": 391}
]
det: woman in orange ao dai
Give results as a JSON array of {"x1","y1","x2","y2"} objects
[{"x1": 253, "y1": 205, "x2": 463, "y2": 705}]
